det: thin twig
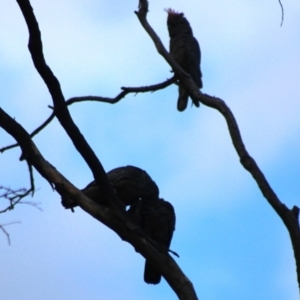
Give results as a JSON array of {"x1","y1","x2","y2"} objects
[
  {"x1": 0, "y1": 113, "x2": 55, "y2": 153},
  {"x1": 0, "y1": 162, "x2": 35, "y2": 213},
  {"x1": 27, "y1": 161, "x2": 35, "y2": 196},
  {"x1": 0, "y1": 222, "x2": 21, "y2": 245},
  {"x1": 0, "y1": 147, "x2": 36, "y2": 214},
  {"x1": 278, "y1": 0, "x2": 284, "y2": 26},
  {"x1": 0, "y1": 76, "x2": 175, "y2": 153},
  {"x1": 19, "y1": 201, "x2": 43, "y2": 211},
  {"x1": 0, "y1": 186, "x2": 34, "y2": 214},
  {"x1": 68, "y1": 77, "x2": 176, "y2": 105}
]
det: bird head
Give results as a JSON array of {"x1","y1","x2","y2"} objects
[{"x1": 165, "y1": 8, "x2": 193, "y2": 37}]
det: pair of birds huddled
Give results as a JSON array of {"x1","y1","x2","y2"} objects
[
  {"x1": 61, "y1": 8, "x2": 201, "y2": 286},
  {"x1": 61, "y1": 165, "x2": 176, "y2": 285}
]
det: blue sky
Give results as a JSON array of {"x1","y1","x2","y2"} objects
[{"x1": 0, "y1": 0, "x2": 300, "y2": 299}]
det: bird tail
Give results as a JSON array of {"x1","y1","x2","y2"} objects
[
  {"x1": 144, "y1": 260, "x2": 161, "y2": 284},
  {"x1": 61, "y1": 195, "x2": 77, "y2": 209},
  {"x1": 177, "y1": 87, "x2": 189, "y2": 111},
  {"x1": 177, "y1": 87, "x2": 200, "y2": 111},
  {"x1": 190, "y1": 93, "x2": 200, "y2": 108}
]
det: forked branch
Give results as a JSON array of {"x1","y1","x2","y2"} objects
[
  {"x1": 0, "y1": 222, "x2": 21, "y2": 245},
  {"x1": 137, "y1": 0, "x2": 300, "y2": 290},
  {"x1": 0, "y1": 106, "x2": 198, "y2": 300},
  {"x1": 5, "y1": 1, "x2": 199, "y2": 298},
  {"x1": 0, "y1": 76, "x2": 175, "y2": 153}
]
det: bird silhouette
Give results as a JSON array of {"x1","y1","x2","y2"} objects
[
  {"x1": 61, "y1": 165, "x2": 159, "y2": 209},
  {"x1": 129, "y1": 197, "x2": 176, "y2": 284},
  {"x1": 166, "y1": 8, "x2": 202, "y2": 111}
]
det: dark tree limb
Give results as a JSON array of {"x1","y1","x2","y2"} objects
[
  {"x1": 16, "y1": 0, "x2": 112, "y2": 205},
  {"x1": 0, "y1": 106, "x2": 198, "y2": 300},
  {"x1": 0, "y1": 113, "x2": 55, "y2": 153},
  {"x1": 0, "y1": 76, "x2": 175, "y2": 153},
  {"x1": 9, "y1": 1, "x2": 198, "y2": 298},
  {"x1": 137, "y1": 0, "x2": 300, "y2": 291}
]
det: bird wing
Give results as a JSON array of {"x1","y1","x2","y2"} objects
[{"x1": 185, "y1": 35, "x2": 202, "y2": 88}]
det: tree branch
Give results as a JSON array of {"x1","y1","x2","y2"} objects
[
  {"x1": 65, "y1": 76, "x2": 175, "y2": 105},
  {"x1": 8, "y1": 1, "x2": 199, "y2": 298},
  {"x1": 137, "y1": 0, "x2": 300, "y2": 291},
  {"x1": 0, "y1": 106, "x2": 198, "y2": 300},
  {"x1": 278, "y1": 0, "x2": 284, "y2": 27},
  {"x1": 0, "y1": 112, "x2": 55, "y2": 153},
  {"x1": 0, "y1": 76, "x2": 175, "y2": 153},
  {"x1": 16, "y1": 0, "x2": 112, "y2": 205},
  {"x1": 0, "y1": 157, "x2": 35, "y2": 214},
  {"x1": 0, "y1": 186, "x2": 36, "y2": 214},
  {"x1": 0, "y1": 222, "x2": 21, "y2": 245}
]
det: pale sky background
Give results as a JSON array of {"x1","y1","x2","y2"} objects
[{"x1": 0, "y1": 0, "x2": 300, "y2": 299}]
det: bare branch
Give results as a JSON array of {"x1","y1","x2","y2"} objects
[
  {"x1": 0, "y1": 153, "x2": 36, "y2": 214},
  {"x1": 0, "y1": 113, "x2": 55, "y2": 153},
  {"x1": 136, "y1": 0, "x2": 300, "y2": 291},
  {"x1": 0, "y1": 106, "x2": 198, "y2": 300},
  {"x1": 16, "y1": 0, "x2": 112, "y2": 205},
  {"x1": 136, "y1": 1, "x2": 284, "y2": 213},
  {"x1": 0, "y1": 185, "x2": 37, "y2": 214},
  {"x1": 136, "y1": 2, "x2": 183, "y2": 75},
  {"x1": 19, "y1": 200, "x2": 42, "y2": 211},
  {"x1": 0, "y1": 76, "x2": 175, "y2": 153},
  {"x1": 3, "y1": 1, "x2": 199, "y2": 298},
  {"x1": 0, "y1": 222, "x2": 21, "y2": 245},
  {"x1": 279, "y1": 0, "x2": 284, "y2": 26},
  {"x1": 27, "y1": 160, "x2": 35, "y2": 196},
  {"x1": 67, "y1": 76, "x2": 176, "y2": 105}
]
